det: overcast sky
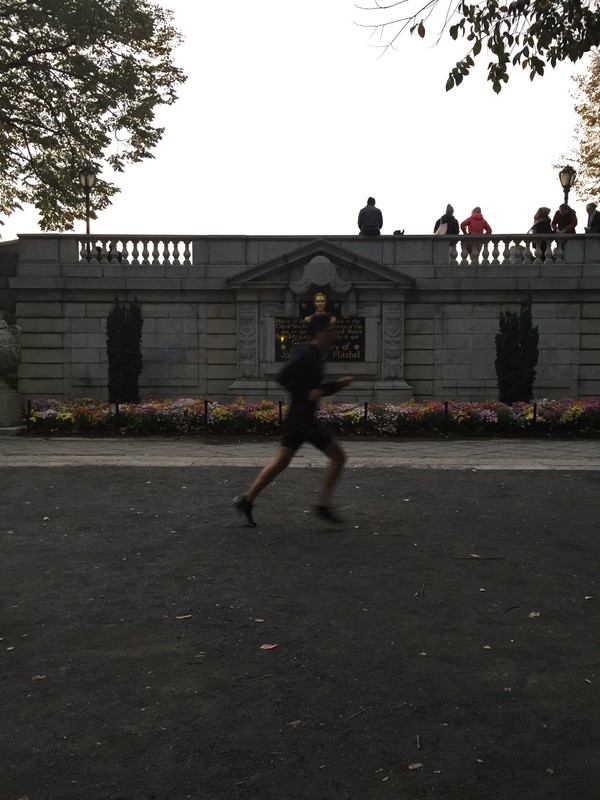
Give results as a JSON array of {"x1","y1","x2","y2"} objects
[{"x1": 2, "y1": 0, "x2": 588, "y2": 240}]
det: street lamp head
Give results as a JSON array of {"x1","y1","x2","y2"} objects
[
  {"x1": 78, "y1": 165, "x2": 96, "y2": 189},
  {"x1": 558, "y1": 165, "x2": 577, "y2": 190}
]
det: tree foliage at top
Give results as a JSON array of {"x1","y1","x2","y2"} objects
[
  {"x1": 568, "y1": 47, "x2": 600, "y2": 201},
  {"x1": 0, "y1": 0, "x2": 186, "y2": 232},
  {"x1": 359, "y1": 0, "x2": 600, "y2": 92}
]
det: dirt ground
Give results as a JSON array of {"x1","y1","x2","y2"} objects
[{"x1": 1, "y1": 465, "x2": 599, "y2": 799}]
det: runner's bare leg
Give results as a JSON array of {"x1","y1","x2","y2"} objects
[
  {"x1": 245, "y1": 445, "x2": 296, "y2": 503},
  {"x1": 318, "y1": 440, "x2": 347, "y2": 506}
]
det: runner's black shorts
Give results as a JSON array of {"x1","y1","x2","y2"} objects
[{"x1": 281, "y1": 417, "x2": 332, "y2": 452}]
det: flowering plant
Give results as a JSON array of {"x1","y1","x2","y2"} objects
[{"x1": 24, "y1": 397, "x2": 600, "y2": 436}]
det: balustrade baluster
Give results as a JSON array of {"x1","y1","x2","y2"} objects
[
  {"x1": 160, "y1": 241, "x2": 169, "y2": 265},
  {"x1": 172, "y1": 241, "x2": 181, "y2": 266},
  {"x1": 554, "y1": 238, "x2": 564, "y2": 263},
  {"x1": 131, "y1": 240, "x2": 140, "y2": 266},
  {"x1": 183, "y1": 240, "x2": 192, "y2": 265},
  {"x1": 449, "y1": 242, "x2": 458, "y2": 265},
  {"x1": 481, "y1": 241, "x2": 490, "y2": 265},
  {"x1": 98, "y1": 241, "x2": 109, "y2": 263},
  {"x1": 491, "y1": 239, "x2": 500, "y2": 265},
  {"x1": 152, "y1": 240, "x2": 161, "y2": 265},
  {"x1": 141, "y1": 239, "x2": 150, "y2": 265},
  {"x1": 460, "y1": 241, "x2": 469, "y2": 265},
  {"x1": 120, "y1": 240, "x2": 130, "y2": 264},
  {"x1": 502, "y1": 238, "x2": 511, "y2": 265}
]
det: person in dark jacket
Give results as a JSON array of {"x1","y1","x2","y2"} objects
[
  {"x1": 529, "y1": 207, "x2": 553, "y2": 262},
  {"x1": 358, "y1": 197, "x2": 383, "y2": 236},
  {"x1": 551, "y1": 204, "x2": 577, "y2": 233},
  {"x1": 585, "y1": 202, "x2": 600, "y2": 233},
  {"x1": 433, "y1": 204, "x2": 460, "y2": 235},
  {"x1": 233, "y1": 314, "x2": 353, "y2": 526}
]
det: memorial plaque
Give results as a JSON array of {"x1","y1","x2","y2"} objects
[{"x1": 275, "y1": 317, "x2": 365, "y2": 362}]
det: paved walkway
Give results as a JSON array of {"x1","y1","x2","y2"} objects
[{"x1": 1, "y1": 434, "x2": 599, "y2": 469}]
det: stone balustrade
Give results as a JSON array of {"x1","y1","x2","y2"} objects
[{"x1": 13, "y1": 233, "x2": 598, "y2": 269}]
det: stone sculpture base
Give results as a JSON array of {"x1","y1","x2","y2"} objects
[{"x1": 0, "y1": 382, "x2": 22, "y2": 426}]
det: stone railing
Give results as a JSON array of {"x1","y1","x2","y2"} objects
[
  {"x1": 13, "y1": 232, "x2": 600, "y2": 268},
  {"x1": 78, "y1": 236, "x2": 193, "y2": 265},
  {"x1": 441, "y1": 233, "x2": 587, "y2": 266}
]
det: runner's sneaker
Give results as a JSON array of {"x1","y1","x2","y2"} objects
[
  {"x1": 315, "y1": 505, "x2": 343, "y2": 524},
  {"x1": 233, "y1": 495, "x2": 256, "y2": 527}
]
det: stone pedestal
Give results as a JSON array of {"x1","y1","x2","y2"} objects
[{"x1": 0, "y1": 381, "x2": 22, "y2": 426}]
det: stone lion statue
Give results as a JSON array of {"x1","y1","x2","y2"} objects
[{"x1": 0, "y1": 319, "x2": 21, "y2": 379}]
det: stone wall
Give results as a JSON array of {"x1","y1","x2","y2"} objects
[{"x1": 10, "y1": 233, "x2": 600, "y2": 402}]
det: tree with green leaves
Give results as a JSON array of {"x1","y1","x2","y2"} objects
[
  {"x1": 495, "y1": 293, "x2": 539, "y2": 404},
  {"x1": 106, "y1": 298, "x2": 143, "y2": 404},
  {"x1": 564, "y1": 47, "x2": 600, "y2": 201},
  {"x1": 0, "y1": 0, "x2": 186, "y2": 233},
  {"x1": 359, "y1": 0, "x2": 599, "y2": 92}
]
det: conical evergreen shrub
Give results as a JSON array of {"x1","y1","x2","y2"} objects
[
  {"x1": 495, "y1": 292, "x2": 539, "y2": 404},
  {"x1": 106, "y1": 298, "x2": 144, "y2": 403}
]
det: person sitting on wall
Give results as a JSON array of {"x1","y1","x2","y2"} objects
[
  {"x1": 358, "y1": 197, "x2": 383, "y2": 236},
  {"x1": 585, "y1": 202, "x2": 600, "y2": 233},
  {"x1": 551, "y1": 203, "x2": 577, "y2": 233}
]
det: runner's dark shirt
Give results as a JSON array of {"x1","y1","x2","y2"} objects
[{"x1": 277, "y1": 342, "x2": 341, "y2": 420}]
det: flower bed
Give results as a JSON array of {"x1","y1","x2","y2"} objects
[{"x1": 24, "y1": 397, "x2": 600, "y2": 436}]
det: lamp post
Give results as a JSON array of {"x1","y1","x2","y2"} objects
[
  {"x1": 78, "y1": 165, "x2": 96, "y2": 236},
  {"x1": 558, "y1": 165, "x2": 577, "y2": 206}
]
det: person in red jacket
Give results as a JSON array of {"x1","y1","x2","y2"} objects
[
  {"x1": 460, "y1": 206, "x2": 492, "y2": 256},
  {"x1": 461, "y1": 206, "x2": 492, "y2": 235}
]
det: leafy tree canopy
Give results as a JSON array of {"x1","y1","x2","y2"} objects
[
  {"x1": 567, "y1": 48, "x2": 600, "y2": 200},
  {"x1": 0, "y1": 0, "x2": 186, "y2": 232},
  {"x1": 359, "y1": 0, "x2": 600, "y2": 92}
]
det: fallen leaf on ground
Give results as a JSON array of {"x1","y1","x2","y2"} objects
[
  {"x1": 254, "y1": 618, "x2": 264, "y2": 623},
  {"x1": 408, "y1": 762, "x2": 423, "y2": 770},
  {"x1": 483, "y1": 645, "x2": 492, "y2": 650},
  {"x1": 260, "y1": 643, "x2": 279, "y2": 650},
  {"x1": 470, "y1": 553, "x2": 480, "y2": 558},
  {"x1": 175, "y1": 614, "x2": 192, "y2": 620},
  {"x1": 528, "y1": 611, "x2": 541, "y2": 618},
  {"x1": 287, "y1": 719, "x2": 301, "y2": 727},
  {"x1": 32, "y1": 674, "x2": 46, "y2": 681}
]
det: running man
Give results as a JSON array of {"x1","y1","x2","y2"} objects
[{"x1": 233, "y1": 313, "x2": 353, "y2": 526}]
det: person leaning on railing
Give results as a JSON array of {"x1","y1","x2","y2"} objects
[
  {"x1": 528, "y1": 207, "x2": 552, "y2": 262},
  {"x1": 460, "y1": 206, "x2": 492, "y2": 255},
  {"x1": 551, "y1": 203, "x2": 577, "y2": 233}
]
